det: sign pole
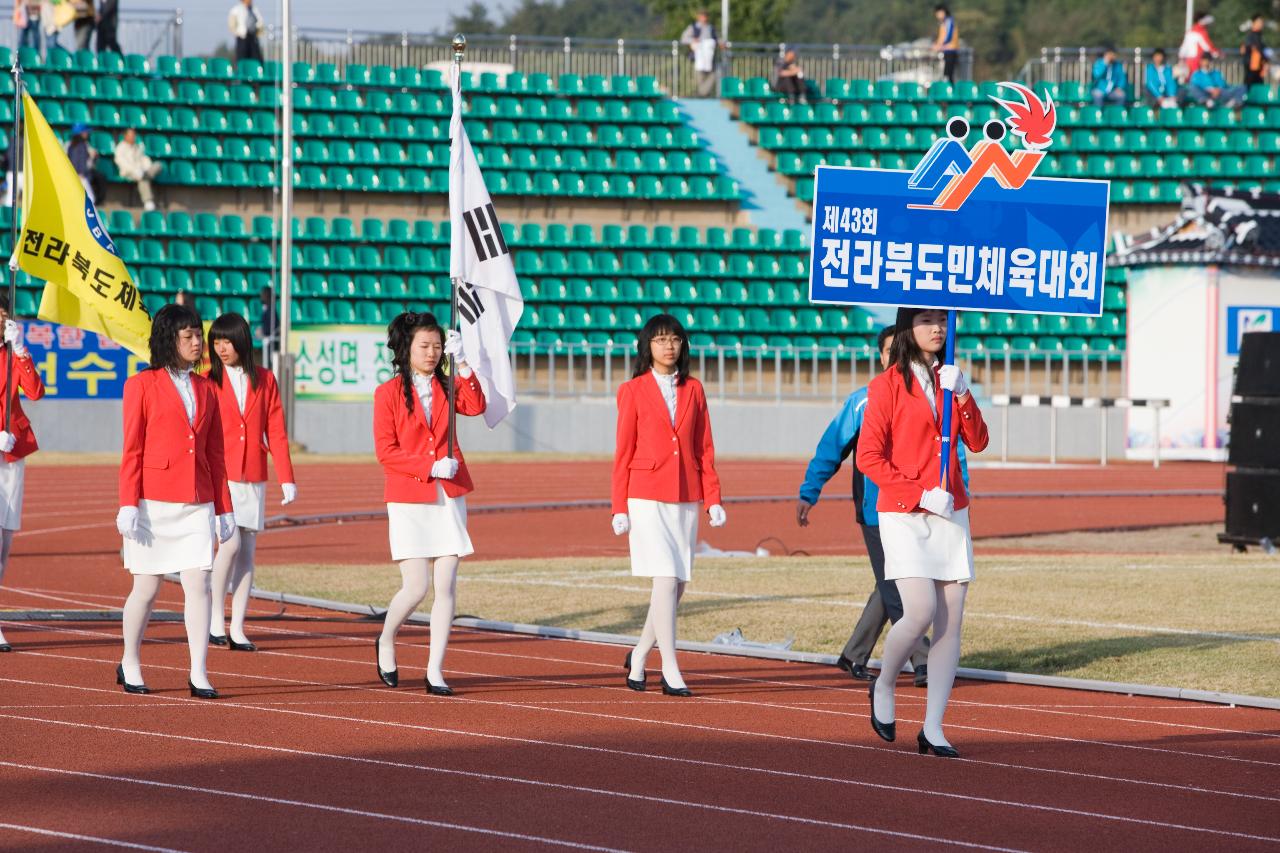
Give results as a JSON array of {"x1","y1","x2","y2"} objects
[
  {"x1": 447, "y1": 33, "x2": 466, "y2": 460},
  {"x1": 5, "y1": 58, "x2": 23, "y2": 435},
  {"x1": 939, "y1": 310, "x2": 957, "y2": 489}
]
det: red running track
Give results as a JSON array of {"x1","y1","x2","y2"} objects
[{"x1": 0, "y1": 458, "x2": 1273, "y2": 851}]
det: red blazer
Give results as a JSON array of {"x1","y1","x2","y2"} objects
[
  {"x1": 0, "y1": 350, "x2": 44, "y2": 462},
  {"x1": 373, "y1": 371, "x2": 486, "y2": 503},
  {"x1": 856, "y1": 364, "x2": 988, "y2": 515},
  {"x1": 119, "y1": 369, "x2": 232, "y2": 513},
  {"x1": 611, "y1": 373, "x2": 722, "y2": 515},
  {"x1": 212, "y1": 366, "x2": 295, "y2": 485}
]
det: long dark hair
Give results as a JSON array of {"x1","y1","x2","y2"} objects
[
  {"x1": 889, "y1": 308, "x2": 941, "y2": 394},
  {"x1": 206, "y1": 312, "x2": 259, "y2": 390},
  {"x1": 147, "y1": 303, "x2": 202, "y2": 372},
  {"x1": 630, "y1": 313, "x2": 690, "y2": 384},
  {"x1": 387, "y1": 310, "x2": 448, "y2": 414}
]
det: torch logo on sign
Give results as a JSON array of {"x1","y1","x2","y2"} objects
[{"x1": 908, "y1": 82, "x2": 1057, "y2": 211}]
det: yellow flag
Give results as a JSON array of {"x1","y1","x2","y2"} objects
[{"x1": 17, "y1": 92, "x2": 151, "y2": 359}]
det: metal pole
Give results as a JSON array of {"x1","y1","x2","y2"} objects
[
  {"x1": 1153, "y1": 405, "x2": 1162, "y2": 469},
  {"x1": 1099, "y1": 404, "x2": 1108, "y2": 466},
  {"x1": 278, "y1": 3, "x2": 295, "y2": 428},
  {"x1": 1185, "y1": 0, "x2": 1194, "y2": 34},
  {"x1": 938, "y1": 311, "x2": 957, "y2": 489},
  {"x1": 1049, "y1": 404, "x2": 1058, "y2": 465},
  {"x1": 5, "y1": 59, "x2": 23, "y2": 434},
  {"x1": 447, "y1": 33, "x2": 466, "y2": 459},
  {"x1": 721, "y1": 0, "x2": 730, "y2": 44}
]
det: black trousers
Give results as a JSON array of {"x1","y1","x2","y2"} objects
[
  {"x1": 840, "y1": 524, "x2": 929, "y2": 667},
  {"x1": 775, "y1": 76, "x2": 804, "y2": 102},
  {"x1": 942, "y1": 51, "x2": 958, "y2": 84},
  {"x1": 236, "y1": 35, "x2": 264, "y2": 63}
]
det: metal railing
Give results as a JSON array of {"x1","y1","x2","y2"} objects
[
  {"x1": 260, "y1": 28, "x2": 973, "y2": 97},
  {"x1": 1016, "y1": 45, "x2": 1248, "y2": 91},
  {"x1": 0, "y1": 5, "x2": 182, "y2": 59},
  {"x1": 513, "y1": 342, "x2": 1126, "y2": 403}
]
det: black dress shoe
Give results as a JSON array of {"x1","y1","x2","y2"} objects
[
  {"x1": 836, "y1": 655, "x2": 874, "y2": 681},
  {"x1": 624, "y1": 650, "x2": 646, "y2": 692},
  {"x1": 917, "y1": 730, "x2": 959, "y2": 758},
  {"x1": 116, "y1": 663, "x2": 150, "y2": 695},
  {"x1": 868, "y1": 678, "x2": 895, "y2": 742},
  {"x1": 425, "y1": 678, "x2": 454, "y2": 697},
  {"x1": 189, "y1": 681, "x2": 219, "y2": 699},
  {"x1": 660, "y1": 677, "x2": 693, "y2": 697},
  {"x1": 227, "y1": 638, "x2": 257, "y2": 652},
  {"x1": 375, "y1": 637, "x2": 398, "y2": 688},
  {"x1": 208, "y1": 633, "x2": 229, "y2": 647},
  {"x1": 913, "y1": 665, "x2": 928, "y2": 688}
]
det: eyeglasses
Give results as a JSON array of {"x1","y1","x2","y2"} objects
[{"x1": 652, "y1": 335, "x2": 683, "y2": 346}]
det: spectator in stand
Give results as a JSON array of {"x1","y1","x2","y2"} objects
[
  {"x1": 12, "y1": 1, "x2": 41, "y2": 52},
  {"x1": 933, "y1": 4, "x2": 960, "y2": 84},
  {"x1": 1180, "y1": 10, "x2": 1220, "y2": 74},
  {"x1": 96, "y1": 0, "x2": 119, "y2": 54},
  {"x1": 773, "y1": 49, "x2": 806, "y2": 104},
  {"x1": 1241, "y1": 14, "x2": 1270, "y2": 88},
  {"x1": 70, "y1": 0, "x2": 95, "y2": 52},
  {"x1": 255, "y1": 285, "x2": 278, "y2": 365},
  {"x1": 66, "y1": 123, "x2": 105, "y2": 204},
  {"x1": 114, "y1": 128, "x2": 162, "y2": 212},
  {"x1": 228, "y1": 0, "x2": 265, "y2": 64},
  {"x1": 1145, "y1": 48, "x2": 1180, "y2": 107},
  {"x1": 1189, "y1": 55, "x2": 1247, "y2": 107},
  {"x1": 39, "y1": 0, "x2": 64, "y2": 52},
  {"x1": 680, "y1": 10, "x2": 720, "y2": 98},
  {"x1": 1091, "y1": 48, "x2": 1128, "y2": 107},
  {"x1": 175, "y1": 290, "x2": 193, "y2": 309}
]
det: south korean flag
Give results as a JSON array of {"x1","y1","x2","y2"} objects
[{"x1": 448, "y1": 64, "x2": 524, "y2": 428}]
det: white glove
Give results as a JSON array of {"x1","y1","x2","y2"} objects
[
  {"x1": 708, "y1": 504, "x2": 727, "y2": 527},
  {"x1": 430, "y1": 457, "x2": 459, "y2": 480},
  {"x1": 611, "y1": 513, "x2": 630, "y2": 535},
  {"x1": 919, "y1": 487, "x2": 955, "y2": 518},
  {"x1": 444, "y1": 329, "x2": 466, "y2": 363},
  {"x1": 0, "y1": 431, "x2": 15, "y2": 453},
  {"x1": 116, "y1": 506, "x2": 139, "y2": 539},
  {"x1": 938, "y1": 364, "x2": 968, "y2": 397},
  {"x1": 4, "y1": 320, "x2": 25, "y2": 357},
  {"x1": 217, "y1": 512, "x2": 236, "y2": 543},
  {"x1": 280, "y1": 482, "x2": 297, "y2": 505}
]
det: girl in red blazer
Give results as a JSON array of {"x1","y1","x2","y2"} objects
[
  {"x1": 206, "y1": 312, "x2": 297, "y2": 652},
  {"x1": 856, "y1": 307, "x2": 989, "y2": 757},
  {"x1": 373, "y1": 311, "x2": 485, "y2": 696},
  {"x1": 611, "y1": 314, "x2": 724, "y2": 697},
  {"x1": 0, "y1": 295, "x2": 44, "y2": 653},
  {"x1": 115, "y1": 304, "x2": 236, "y2": 699}
]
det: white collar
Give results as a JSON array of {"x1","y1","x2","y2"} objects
[{"x1": 651, "y1": 368, "x2": 678, "y2": 384}]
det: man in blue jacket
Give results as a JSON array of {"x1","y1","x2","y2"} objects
[
  {"x1": 799, "y1": 326, "x2": 966, "y2": 686},
  {"x1": 1144, "y1": 48, "x2": 1180, "y2": 107},
  {"x1": 1091, "y1": 48, "x2": 1129, "y2": 107}
]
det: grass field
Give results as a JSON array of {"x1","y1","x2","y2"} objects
[{"x1": 256, "y1": 525, "x2": 1280, "y2": 699}]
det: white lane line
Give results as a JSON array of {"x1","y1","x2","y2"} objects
[
  {"x1": 0, "y1": 760, "x2": 628, "y2": 852},
  {"x1": 0, "y1": 714, "x2": 1028, "y2": 853},
  {"x1": 1, "y1": 680, "x2": 1273, "y2": 846},
  {"x1": 0, "y1": 822, "x2": 188, "y2": 852},
  {"x1": 10, "y1": 625, "x2": 1280, "y2": 801}
]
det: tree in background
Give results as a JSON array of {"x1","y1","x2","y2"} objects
[
  {"x1": 449, "y1": 0, "x2": 664, "y2": 40},
  {"x1": 648, "y1": 0, "x2": 789, "y2": 44}
]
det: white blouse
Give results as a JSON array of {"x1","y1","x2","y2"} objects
[
  {"x1": 911, "y1": 359, "x2": 939, "y2": 420},
  {"x1": 225, "y1": 365, "x2": 249, "y2": 414},
  {"x1": 168, "y1": 368, "x2": 196, "y2": 425},
  {"x1": 651, "y1": 369, "x2": 678, "y2": 425},
  {"x1": 412, "y1": 373, "x2": 434, "y2": 427}
]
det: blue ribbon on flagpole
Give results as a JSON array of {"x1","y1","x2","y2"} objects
[{"x1": 939, "y1": 310, "x2": 957, "y2": 490}]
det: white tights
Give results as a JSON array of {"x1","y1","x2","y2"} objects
[
  {"x1": 378, "y1": 556, "x2": 459, "y2": 686},
  {"x1": 0, "y1": 529, "x2": 13, "y2": 645},
  {"x1": 628, "y1": 577, "x2": 688, "y2": 690},
  {"x1": 210, "y1": 527, "x2": 257, "y2": 643},
  {"x1": 120, "y1": 568, "x2": 214, "y2": 691},
  {"x1": 872, "y1": 578, "x2": 968, "y2": 747}
]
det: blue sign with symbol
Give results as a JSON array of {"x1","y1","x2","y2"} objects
[{"x1": 1226, "y1": 306, "x2": 1279, "y2": 355}]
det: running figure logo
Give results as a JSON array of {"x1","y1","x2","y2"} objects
[{"x1": 907, "y1": 82, "x2": 1057, "y2": 211}]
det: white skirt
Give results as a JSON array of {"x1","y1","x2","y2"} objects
[
  {"x1": 880, "y1": 507, "x2": 974, "y2": 583},
  {"x1": 627, "y1": 498, "x2": 698, "y2": 582},
  {"x1": 123, "y1": 499, "x2": 216, "y2": 575},
  {"x1": 387, "y1": 485, "x2": 474, "y2": 561},
  {"x1": 230, "y1": 480, "x2": 267, "y2": 531},
  {"x1": 0, "y1": 458, "x2": 25, "y2": 531}
]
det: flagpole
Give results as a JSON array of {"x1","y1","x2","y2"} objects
[
  {"x1": 447, "y1": 32, "x2": 465, "y2": 460},
  {"x1": 939, "y1": 310, "x2": 957, "y2": 490},
  {"x1": 5, "y1": 58, "x2": 23, "y2": 435},
  {"x1": 277, "y1": 0, "x2": 295, "y2": 428}
]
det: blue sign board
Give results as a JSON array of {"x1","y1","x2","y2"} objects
[
  {"x1": 19, "y1": 320, "x2": 144, "y2": 399},
  {"x1": 1226, "y1": 306, "x2": 1279, "y2": 355},
  {"x1": 808, "y1": 166, "x2": 1110, "y2": 317}
]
